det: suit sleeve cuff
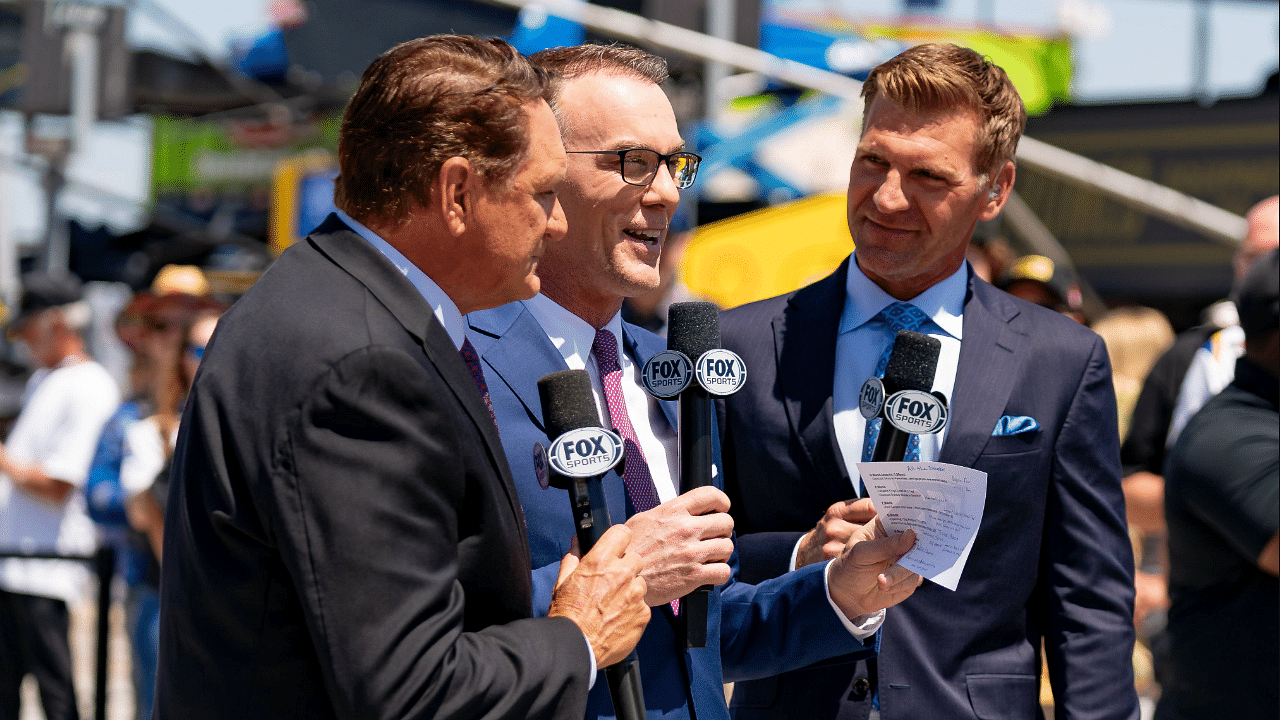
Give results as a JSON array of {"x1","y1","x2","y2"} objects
[{"x1": 823, "y1": 560, "x2": 885, "y2": 641}]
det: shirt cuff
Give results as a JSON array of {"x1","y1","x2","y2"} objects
[
  {"x1": 789, "y1": 534, "x2": 803, "y2": 572},
  {"x1": 823, "y1": 560, "x2": 886, "y2": 641},
  {"x1": 582, "y1": 633, "x2": 597, "y2": 690}
]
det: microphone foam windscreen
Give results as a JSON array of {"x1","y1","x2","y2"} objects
[
  {"x1": 538, "y1": 369, "x2": 602, "y2": 438},
  {"x1": 883, "y1": 330, "x2": 941, "y2": 392},
  {"x1": 667, "y1": 302, "x2": 721, "y2": 360}
]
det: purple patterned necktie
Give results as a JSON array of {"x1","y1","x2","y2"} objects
[
  {"x1": 592, "y1": 328, "x2": 677, "y2": 613},
  {"x1": 459, "y1": 337, "x2": 498, "y2": 434},
  {"x1": 862, "y1": 302, "x2": 930, "y2": 464}
]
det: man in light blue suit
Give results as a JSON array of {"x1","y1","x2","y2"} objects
[{"x1": 468, "y1": 44, "x2": 922, "y2": 720}]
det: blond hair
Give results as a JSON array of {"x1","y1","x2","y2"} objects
[{"x1": 862, "y1": 43, "x2": 1026, "y2": 176}]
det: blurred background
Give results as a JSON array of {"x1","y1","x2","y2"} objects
[
  {"x1": 0, "y1": 0, "x2": 1275, "y2": 326},
  {"x1": 0, "y1": 0, "x2": 1274, "y2": 354},
  {"x1": 0, "y1": 1, "x2": 1273, "y2": 718}
]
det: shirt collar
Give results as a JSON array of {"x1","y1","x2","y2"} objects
[
  {"x1": 839, "y1": 254, "x2": 967, "y2": 341},
  {"x1": 335, "y1": 209, "x2": 467, "y2": 351},
  {"x1": 524, "y1": 293, "x2": 625, "y2": 367}
]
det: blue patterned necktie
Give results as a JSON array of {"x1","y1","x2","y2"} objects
[{"x1": 862, "y1": 302, "x2": 930, "y2": 463}]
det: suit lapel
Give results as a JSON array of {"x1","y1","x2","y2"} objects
[
  {"x1": 470, "y1": 304, "x2": 633, "y2": 556},
  {"x1": 940, "y1": 275, "x2": 1024, "y2": 468},
  {"x1": 307, "y1": 216, "x2": 525, "y2": 533},
  {"x1": 776, "y1": 260, "x2": 855, "y2": 500},
  {"x1": 622, "y1": 323, "x2": 678, "y2": 432},
  {"x1": 469, "y1": 304, "x2": 568, "y2": 433}
]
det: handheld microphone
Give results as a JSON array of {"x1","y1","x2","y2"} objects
[
  {"x1": 658, "y1": 301, "x2": 747, "y2": 648},
  {"x1": 537, "y1": 369, "x2": 645, "y2": 720},
  {"x1": 858, "y1": 330, "x2": 948, "y2": 463}
]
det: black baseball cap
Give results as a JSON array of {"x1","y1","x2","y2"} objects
[
  {"x1": 1236, "y1": 247, "x2": 1279, "y2": 340},
  {"x1": 7, "y1": 272, "x2": 84, "y2": 332}
]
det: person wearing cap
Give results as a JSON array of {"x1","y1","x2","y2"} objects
[
  {"x1": 0, "y1": 272, "x2": 120, "y2": 720},
  {"x1": 1157, "y1": 247, "x2": 1279, "y2": 720},
  {"x1": 998, "y1": 253, "x2": 1085, "y2": 324}
]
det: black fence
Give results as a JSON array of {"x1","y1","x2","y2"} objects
[{"x1": 0, "y1": 547, "x2": 115, "y2": 720}]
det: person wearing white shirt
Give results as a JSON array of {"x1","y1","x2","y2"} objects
[
  {"x1": 0, "y1": 273, "x2": 119, "y2": 720},
  {"x1": 469, "y1": 44, "x2": 921, "y2": 720}
]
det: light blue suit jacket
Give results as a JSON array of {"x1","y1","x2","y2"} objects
[{"x1": 468, "y1": 301, "x2": 876, "y2": 720}]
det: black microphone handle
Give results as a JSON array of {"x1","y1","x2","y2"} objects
[
  {"x1": 605, "y1": 658, "x2": 645, "y2": 720},
  {"x1": 555, "y1": 472, "x2": 646, "y2": 720},
  {"x1": 869, "y1": 421, "x2": 912, "y2": 463},
  {"x1": 563, "y1": 474, "x2": 613, "y2": 553},
  {"x1": 539, "y1": 369, "x2": 646, "y2": 720},
  {"x1": 678, "y1": 385, "x2": 714, "y2": 648}
]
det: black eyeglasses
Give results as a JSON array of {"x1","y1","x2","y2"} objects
[{"x1": 567, "y1": 148, "x2": 702, "y2": 189}]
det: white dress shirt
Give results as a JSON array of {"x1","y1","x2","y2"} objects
[
  {"x1": 524, "y1": 293, "x2": 881, "y2": 640},
  {"x1": 523, "y1": 293, "x2": 680, "y2": 501},
  {"x1": 832, "y1": 257, "x2": 969, "y2": 496}
]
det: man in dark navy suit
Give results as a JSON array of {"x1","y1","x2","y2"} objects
[
  {"x1": 469, "y1": 44, "x2": 922, "y2": 720},
  {"x1": 718, "y1": 43, "x2": 1139, "y2": 720}
]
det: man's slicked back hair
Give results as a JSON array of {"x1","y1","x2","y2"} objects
[
  {"x1": 862, "y1": 43, "x2": 1026, "y2": 177},
  {"x1": 529, "y1": 43, "x2": 667, "y2": 127},
  {"x1": 334, "y1": 35, "x2": 549, "y2": 227}
]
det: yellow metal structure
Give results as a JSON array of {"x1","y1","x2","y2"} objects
[
  {"x1": 682, "y1": 193, "x2": 853, "y2": 310},
  {"x1": 270, "y1": 150, "x2": 337, "y2": 256}
]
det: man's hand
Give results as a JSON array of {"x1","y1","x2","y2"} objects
[
  {"x1": 549, "y1": 524, "x2": 650, "y2": 668},
  {"x1": 795, "y1": 498, "x2": 877, "y2": 569},
  {"x1": 624, "y1": 486, "x2": 734, "y2": 606},
  {"x1": 0, "y1": 443, "x2": 73, "y2": 504},
  {"x1": 827, "y1": 518, "x2": 922, "y2": 618}
]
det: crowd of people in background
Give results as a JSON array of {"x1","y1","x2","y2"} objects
[
  {"x1": 0, "y1": 265, "x2": 225, "y2": 720},
  {"x1": 0, "y1": 35, "x2": 1273, "y2": 720}
]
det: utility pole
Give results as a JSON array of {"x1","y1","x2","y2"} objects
[{"x1": 1192, "y1": 0, "x2": 1212, "y2": 105}]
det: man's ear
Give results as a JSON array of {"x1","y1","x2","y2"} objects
[
  {"x1": 438, "y1": 156, "x2": 474, "y2": 236},
  {"x1": 979, "y1": 161, "x2": 1016, "y2": 221}
]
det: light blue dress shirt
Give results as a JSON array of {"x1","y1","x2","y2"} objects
[
  {"x1": 832, "y1": 256, "x2": 968, "y2": 497},
  {"x1": 333, "y1": 209, "x2": 467, "y2": 351}
]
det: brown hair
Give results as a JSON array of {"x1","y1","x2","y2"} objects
[
  {"x1": 862, "y1": 43, "x2": 1026, "y2": 177},
  {"x1": 334, "y1": 35, "x2": 549, "y2": 227},
  {"x1": 530, "y1": 44, "x2": 667, "y2": 126}
]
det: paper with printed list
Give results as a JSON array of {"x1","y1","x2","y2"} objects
[{"x1": 855, "y1": 462, "x2": 987, "y2": 591}]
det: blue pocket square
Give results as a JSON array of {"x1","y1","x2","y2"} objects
[{"x1": 992, "y1": 415, "x2": 1039, "y2": 436}]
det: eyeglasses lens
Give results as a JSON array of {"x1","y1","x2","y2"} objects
[{"x1": 621, "y1": 150, "x2": 699, "y2": 189}]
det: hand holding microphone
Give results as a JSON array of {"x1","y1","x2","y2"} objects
[
  {"x1": 641, "y1": 301, "x2": 748, "y2": 648},
  {"x1": 811, "y1": 328, "x2": 944, "y2": 606},
  {"x1": 794, "y1": 497, "x2": 878, "y2": 569},
  {"x1": 539, "y1": 369, "x2": 648, "y2": 719},
  {"x1": 797, "y1": 330, "x2": 947, "y2": 566}
]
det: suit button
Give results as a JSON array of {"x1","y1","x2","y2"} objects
[{"x1": 848, "y1": 678, "x2": 871, "y2": 701}]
